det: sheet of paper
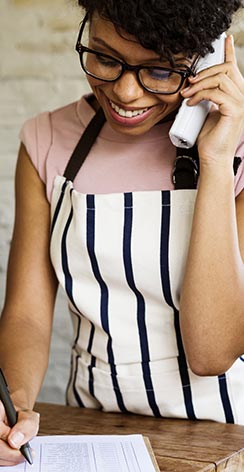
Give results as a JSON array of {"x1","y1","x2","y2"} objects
[{"x1": 5, "y1": 434, "x2": 157, "y2": 471}]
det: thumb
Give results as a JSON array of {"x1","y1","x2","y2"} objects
[
  {"x1": 8, "y1": 430, "x2": 26, "y2": 450},
  {"x1": 7, "y1": 409, "x2": 40, "y2": 450}
]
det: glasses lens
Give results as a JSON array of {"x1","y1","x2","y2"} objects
[
  {"x1": 139, "y1": 68, "x2": 183, "y2": 93},
  {"x1": 81, "y1": 51, "x2": 122, "y2": 81}
]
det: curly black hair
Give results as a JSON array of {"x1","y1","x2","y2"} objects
[{"x1": 77, "y1": 0, "x2": 243, "y2": 59}]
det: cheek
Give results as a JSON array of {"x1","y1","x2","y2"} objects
[
  {"x1": 87, "y1": 76, "x2": 108, "y2": 92},
  {"x1": 157, "y1": 93, "x2": 183, "y2": 109}
]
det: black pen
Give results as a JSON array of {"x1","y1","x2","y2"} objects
[{"x1": 0, "y1": 369, "x2": 33, "y2": 465}]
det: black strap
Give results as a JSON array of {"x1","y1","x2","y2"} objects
[
  {"x1": 234, "y1": 156, "x2": 242, "y2": 176},
  {"x1": 172, "y1": 147, "x2": 241, "y2": 190},
  {"x1": 64, "y1": 107, "x2": 106, "y2": 182},
  {"x1": 172, "y1": 146, "x2": 199, "y2": 189}
]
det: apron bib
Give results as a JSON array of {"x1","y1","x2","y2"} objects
[{"x1": 50, "y1": 106, "x2": 244, "y2": 423}]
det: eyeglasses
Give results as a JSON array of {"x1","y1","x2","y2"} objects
[{"x1": 75, "y1": 15, "x2": 198, "y2": 95}]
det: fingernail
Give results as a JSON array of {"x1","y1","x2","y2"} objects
[
  {"x1": 10, "y1": 432, "x2": 25, "y2": 448},
  {"x1": 189, "y1": 74, "x2": 199, "y2": 81},
  {"x1": 181, "y1": 86, "x2": 190, "y2": 94}
]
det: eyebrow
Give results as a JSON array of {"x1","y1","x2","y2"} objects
[
  {"x1": 91, "y1": 37, "x2": 125, "y2": 58},
  {"x1": 90, "y1": 36, "x2": 193, "y2": 66},
  {"x1": 90, "y1": 37, "x2": 166, "y2": 64}
]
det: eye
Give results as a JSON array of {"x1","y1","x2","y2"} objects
[
  {"x1": 96, "y1": 54, "x2": 120, "y2": 68},
  {"x1": 145, "y1": 68, "x2": 173, "y2": 81}
]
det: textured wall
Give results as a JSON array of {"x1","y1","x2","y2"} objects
[
  {"x1": 0, "y1": 1, "x2": 244, "y2": 404},
  {"x1": 0, "y1": 0, "x2": 89, "y2": 404}
]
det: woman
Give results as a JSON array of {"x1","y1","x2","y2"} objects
[{"x1": 0, "y1": 0, "x2": 244, "y2": 465}]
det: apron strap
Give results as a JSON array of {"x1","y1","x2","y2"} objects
[
  {"x1": 63, "y1": 107, "x2": 106, "y2": 182},
  {"x1": 172, "y1": 146, "x2": 199, "y2": 189},
  {"x1": 172, "y1": 148, "x2": 241, "y2": 190}
]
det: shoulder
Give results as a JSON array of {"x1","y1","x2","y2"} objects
[
  {"x1": 18, "y1": 95, "x2": 95, "y2": 200},
  {"x1": 19, "y1": 94, "x2": 95, "y2": 153},
  {"x1": 19, "y1": 97, "x2": 91, "y2": 162}
]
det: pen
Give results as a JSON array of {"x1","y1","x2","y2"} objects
[{"x1": 0, "y1": 368, "x2": 33, "y2": 465}]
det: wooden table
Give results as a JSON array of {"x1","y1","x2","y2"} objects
[{"x1": 36, "y1": 402, "x2": 244, "y2": 471}]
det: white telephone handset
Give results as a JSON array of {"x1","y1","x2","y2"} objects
[{"x1": 169, "y1": 33, "x2": 226, "y2": 149}]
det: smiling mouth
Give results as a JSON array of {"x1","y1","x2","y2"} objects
[{"x1": 109, "y1": 100, "x2": 149, "y2": 118}]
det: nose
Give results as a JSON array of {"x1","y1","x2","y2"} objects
[{"x1": 112, "y1": 71, "x2": 144, "y2": 103}]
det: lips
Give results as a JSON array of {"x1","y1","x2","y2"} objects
[
  {"x1": 110, "y1": 100, "x2": 149, "y2": 118},
  {"x1": 106, "y1": 98, "x2": 154, "y2": 126}
]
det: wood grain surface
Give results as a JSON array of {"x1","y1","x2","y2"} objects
[{"x1": 36, "y1": 403, "x2": 244, "y2": 471}]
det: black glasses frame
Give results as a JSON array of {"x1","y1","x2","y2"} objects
[{"x1": 75, "y1": 14, "x2": 198, "y2": 95}]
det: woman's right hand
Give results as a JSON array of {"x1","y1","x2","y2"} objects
[
  {"x1": 0, "y1": 402, "x2": 40, "y2": 466},
  {"x1": 0, "y1": 144, "x2": 58, "y2": 466}
]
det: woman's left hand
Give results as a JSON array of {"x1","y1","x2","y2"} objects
[{"x1": 181, "y1": 35, "x2": 244, "y2": 167}]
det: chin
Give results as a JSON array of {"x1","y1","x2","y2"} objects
[{"x1": 106, "y1": 118, "x2": 155, "y2": 136}]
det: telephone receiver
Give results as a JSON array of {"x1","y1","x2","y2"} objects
[{"x1": 169, "y1": 32, "x2": 226, "y2": 149}]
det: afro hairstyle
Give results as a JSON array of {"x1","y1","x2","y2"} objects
[{"x1": 77, "y1": 0, "x2": 243, "y2": 58}]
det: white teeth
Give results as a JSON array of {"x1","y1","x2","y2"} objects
[{"x1": 110, "y1": 100, "x2": 148, "y2": 118}]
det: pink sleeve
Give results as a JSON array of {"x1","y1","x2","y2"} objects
[
  {"x1": 234, "y1": 133, "x2": 244, "y2": 197},
  {"x1": 19, "y1": 111, "x2": 52, "y2": 185}
]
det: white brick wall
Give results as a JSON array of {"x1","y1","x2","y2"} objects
[
  {"x1": 0, "y1": 1, "x2": 244, "y2": 404},
  {"x1": 0, "y1": 0, "x2": 90, "y2": 404}
]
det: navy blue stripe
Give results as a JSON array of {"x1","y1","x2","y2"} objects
[
  {"x1": 61, "y1": 192, "x2": 80, "y2": 314},
  {"x1": 86, "y1": 194, "x2": 128, "y2": 413},
  {"x1": 73, "y1": 355, "x2": 85, "y2": 407},
  {"x1": 160, "y1": 191, "x2": 197, "y2": 420},
  {"x1": 123, "y1": 193, "x2": 161, "y2": 417},
  {"x1": 87, "y1": 323, "x2": 95, "y2": 354},
  {"x1": 65, "y1": 352, "x2": 74, "y2": 406},
  {"x1": 60, "y1": 186, "x2": 84, "y2": 416},
  {"x1": 65, "y1": 317, "x2": 82, "y2": 406},
  {"x1": 87, "y1": 323, "x2": 96, "y2": 398},
  {"x1": 51, "y1": 182, "x2": 82, "y2": 346},
  {"x1": 88, "y1": 355, "x2": 96, "y2": 398},
  {"x1": 218, "y1": 375, "x2": 234, "y2": 423},
  {"x1": 53, "y1": 182, "x2": 83, "y2": 407},
  {"x1": 73, "y1": 315, "x2": 81, "y2": 347},
  {"x1": 50, "y1": 180, "x2": 67, "y2": 235}
]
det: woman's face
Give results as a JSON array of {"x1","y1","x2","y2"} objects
[{"x1": 86, "y1": 14, "x2": 192, "y2": 136}]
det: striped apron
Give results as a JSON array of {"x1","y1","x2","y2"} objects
[{"x1": 50, "y1": 109, "x2": 244, "y2": 424}]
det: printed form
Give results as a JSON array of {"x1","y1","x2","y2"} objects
[{"x1": 5, "y1": 434, "x2": 157, "y2": 471}]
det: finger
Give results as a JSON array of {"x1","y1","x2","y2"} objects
[
  {"x1": 0, "y1": 439, "x2": 24, "y2": 466},
  {"x1": 0, "y1": 400, "x2": 7, "y2": 421},
  {"x1": 0, "y1": 421, "x2": 11, "y2": 442},
  {"x1": 188, "y1": 36, "x2": 237, "y2": 83},
  {"x1": 182, "y1": 72, "x2": 242, "y2": 102},
  {"x1": 225, "y1": 35, "x2": 237, "y2": 66},
  {"x1": 182, "y1": 87, "x2": 244, "y2": 125},
  {"x1": 189, "y1": 63, "x2": 244, "y2": 97},
  {"x1": 8, "y1": 409, "x2": 40, "y2": 450},
  {"x1": 183, "y1": 89, "x2": 239, "y2": 117}
]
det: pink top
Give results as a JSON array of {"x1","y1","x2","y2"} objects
[{"x1": 20, "y1": 95, "x2": 244, "y2": 202}]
